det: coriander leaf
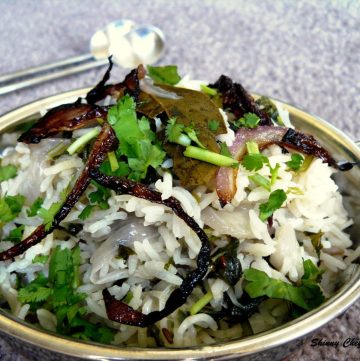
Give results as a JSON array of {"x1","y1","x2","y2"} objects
[
  {"x1": 242, "y1": 153, "x2": 269, "y2": 171},
  {"x1": 99, "y1": 160, "x2": 129, "y2": 177},
  {"x1": 183, "y1": 125, "x2": 206, "y2": 149},
  {"x1": 17, "y1": 273, "x2": 51, "y2": 304},
  {"x1": 38, "y1": 190, "x2": 66, "y2": 231},
  {"x1": 234, "y1": 113, "x2": 260, "y2": 129},
  {"x1": 259, "y1": 189, "x2": 287, "y2": 221},
  {"x1": 18, "y1": 285, "x2": 53, "y2": 303},
  {"x1": 88, "y1": 181, "x2": 111, "y2": 209},
  {"x1": 27, "y1": 197, "x2": 44, "y2": 217},
  {"x1": 78, "y1": 205, "x2": 94, "y2": 220},
  {"x1": 0, "y1": 195, "x2": 25, "y2": 225},
  {"x1": 32, "y1": 254, "x2": 49, "y2": 264},
  {"x1": 0, "y1": 165, "x2": 17, "y2": 182},
  {"x1": 286, "y1": 153, "x2": 304, "y2": 171},
  {"x1": 147, "y1": 65, "x2": 181, "y2": 85},
  {"x1": 249, "y1": 174, "x2": 271, "y2": 191},
  {"x1": 165, "y1": 117, "x2": 185, "y2": 143},
  {"x1": 108, "y1": 95, "x2": 166, "y2": 181},
  {"x1": 256, "y1": 96, "x2": 279, "y2": 122},
  {"x1": 208, "y1": 119, "x2": 219, "y2": 131},
  {"x1": 3, "y1": 224, "x2": 25, "y2": 243},
  {"x1": 244, "y1": 259, "x2": 324, "y2": 311},
  {"x1": 220, "y1": 142, "x2": 232, "y2": 158}
]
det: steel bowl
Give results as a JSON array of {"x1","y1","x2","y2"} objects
[{"x1": 0, "y1": 89, "x2": 359, "y2": 361}]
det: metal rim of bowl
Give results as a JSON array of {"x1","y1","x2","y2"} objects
[{"x1": 0, "y1": 89, "x2": 359, "y2": 360}]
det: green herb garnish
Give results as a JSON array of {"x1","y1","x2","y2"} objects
[
  {"x1": 108, "y1": 95, "x2": 165, "y2": 181},
  {"x1": 259, "y1": 189, "x2": 287, "y2": 221},
  {"x1": 147, "y1": 65, "x2": 181, "y2": 85},
  {"x1": 166, "y1": 118, "x2": 205, "y2": 148},
  {"x1": 207, "y1": 119, "x2": 220, "y2": 132},
  {"x1": 2, "y1": 224, "x2": 25, "y2": 243},
  {"x1": 234, "y1": 113, "x2": 260, "y2": 129},
  {"x1": 27, "y1": 197, "x2": 44, "y2": 217},
  {"x1": 18, "y1": 246, "x2": 115, "y2": 343},
  {"x1": 249, "y1": 174, "x2": 271, "y2": 191},
  {"x1": 200, "y1": 84, "x2": 217, "y2": 96},
  {"x1": 0, "y1": 194, "x2": 25, "y2": 226},
  {"x1": 184, "y1": 146, "x2": 238, "y2": 167},
  {"x1": 38, "y1": 187, "x2": 68, "y2": 231},
  {"x1": 242, "y1": 153, "x2": 269, "y2": 171},
  {"x1": 286, "y1": 153, "x2": 304, "y2": 171},
  {"x1": 244, "y1": 259, "x2": 324, "y2": 311},
  {"x1": 32, "y1": 254, "x2": 49, "y2": 264},
  {"x1": 78, "y1": 205, "x2": 94, "y2": 220},
  {"x1": 0, "y1": 164, "x2": 17, "y2": 182}
]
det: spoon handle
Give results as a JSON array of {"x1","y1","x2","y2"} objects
[
  {"x1": 0, "y1": 54, "x2": 94, "y2": 84},
  {"x1": 0, "y1": 56, "x2": 109, "y2": 96}
]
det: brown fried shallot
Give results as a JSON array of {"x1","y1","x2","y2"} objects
[{"x1": 0, "y1": 124, "x2": 118, "y2": 261}]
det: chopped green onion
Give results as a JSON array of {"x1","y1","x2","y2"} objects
[
  {"x1": 67, "y1": 128, "x2": 100, "y2": 155},
  {"x1": 177, "y1": 133, "x2": 192, "y2": 147},
  {"x1": 270, "y1": 163, "x2": 281, "y2": 185},
  {"x1": 246, "y1": 141, "x2": 260, "y2": 155},
  {"x1": 107, "y1": 151, "x2": 119, "y2": 172},
  {"x1": 184, "y1": 146, "x2": 238, "y2": 167},
  {"x1": 190, "y1": 291, "x2": 213, "y2": 315},
  {"x1": 200, "y1": 84, "x2": 217, "y2": 96},
  {"x1": 47, "y1": 142, "x2": 68, "y2": 159},
  {"x1": 299, "y1": 155, "x2": 314, "y2": 172},
  {"x1": 249, "y1": 174, "x2": 271, "y2": 191}
]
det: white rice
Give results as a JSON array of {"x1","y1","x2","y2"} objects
[{"x1": 0, "y1": 88, "x2": 357, "y2": 348}]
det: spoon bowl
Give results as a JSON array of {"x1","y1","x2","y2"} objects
[{"x1": 0, "y1": 19, "x2": 166, "y2": 94}]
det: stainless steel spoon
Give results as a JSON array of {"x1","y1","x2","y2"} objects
[{"x1": 0, "y1": 19, "x2": 165, "y2": 95}]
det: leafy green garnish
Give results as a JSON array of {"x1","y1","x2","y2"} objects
[
  {"x1": 147, "y1": 65, "x2": 181, "y2": 85},
  {"x1": 259, "y1": 189, "x2": 287, "y2": 221},
  {"x1": 27, "y1": 197, "x2": 44, "y2": 217},
  {"x1": 78, "y1": 205, "x2": 94, "y2": 220},
  {"x1": 244, "y1": 259, "x2": 324, "y2": 311},
  {"x1": 286, "y1": 153, "x2": 304, "y2": 171},
  {"x1": 249, "y1": 174, "x2": 271, "y2": 191},
  {"x1": 32, "y1": 254, "x2": 49, "y2": 264},
  {"x1": 0, "y1": 194, "x2": 25, "y2": 226},
  {"x1": 38, "y1": 188, "x2": 68, "y2": 231},
  {"x1": 108, "y1": 95, "x2": 166, "y2": 181},
  {"x1": 207, "y1": 119, "x2": 219, "y2": 132},
  {"x1": 256, "y1": 96, "x2": 279, "y2": 122},
  {"x1": 79, "y1": 181, "x2": 113, "y2": 220},
  {"x1": 18, "y1": 273, "x2": 53, "y2": 303},
  {"x1": 2, "y1": 224, "x2": 25, "y2": 243},
  {"x1": 166, "y1": 118, "x2": 205, "y2": 149},
  {"x1": 88, "y1": 181, "x2": 111, "y2": 210},
  {"x1": 0, "y1": 164, "x2": 17, "y2": 182},
  {"x1": 234, "y1": 113, "x2": 260, "y2": 129},
  {"x1": 18, "y1": 246, "x2": 114, "y2": 344},
  {"x1": 242, "y1": 153, "x2": 269, "y2": 171},
  {"x1": 220, "y1": 142, "x2": 232, "y2": 158}
]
